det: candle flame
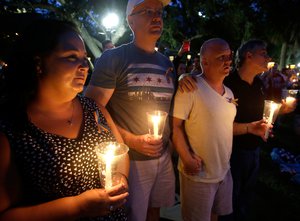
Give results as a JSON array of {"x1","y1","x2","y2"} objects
[
  {"x1": 104, "y1": 144, "x2": 116, "y2": 188},
  {"x1": 152, "y1": 115, "x2": 161, "y2": 138}
]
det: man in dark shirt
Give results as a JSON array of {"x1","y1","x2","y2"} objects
[{"x1": 223, "y1": 39, "x2": 271, "y2": 221}]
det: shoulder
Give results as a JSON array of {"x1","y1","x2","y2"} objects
[
  {"x1": 156, "y1": 51, "x2": 173, "y2": 66},
  {"x1": 254, "y1": 75, "x2": 264, "y2": 86},
  {"x1": 79, "y1": 95, "x2": 98, "y2": 111},
  {"x1": 95, "y1": 43, "x2": 132, "y2": 64},
  {"x1": 224, "y1": 85, "x2": 234, "y2": 97},
  {"x1": 224, "y1": 70, "x2": 238, "y2": 84}
]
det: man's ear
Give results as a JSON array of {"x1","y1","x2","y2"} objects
[
  {"x1": 246, "y1": 51, "x2": 252, "y2": 59},
  {"x1": 201, "y1": 57, "x2": 208, "y2": 66},
  {"x1": 127, "y1": 16, "x2": 134, "y2": 27}
]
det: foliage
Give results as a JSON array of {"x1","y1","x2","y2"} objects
[{"x1": 0, "y1": 0, "x2": 299, "y2": 64}]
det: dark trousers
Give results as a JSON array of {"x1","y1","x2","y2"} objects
[
  {"x1": 220, "y1": 147, "x2": 260, "y2": 221},
  {"x1": 230, "y1": 148, "x2": 260, "y2": 221}
]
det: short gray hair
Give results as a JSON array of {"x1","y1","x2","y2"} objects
[{"x1": 235, "y1": 39, "x2": 267, "y2": 69}]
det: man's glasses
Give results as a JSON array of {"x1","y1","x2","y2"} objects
[{"x1": 130, "y1": 8, "x2": 164, "y2": 18}]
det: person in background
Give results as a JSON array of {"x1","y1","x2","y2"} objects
[
  {"x1": 176, "y1": 62, "x2": 187, "y2": 77},
  {"x1": 261, "y1": 62, "x2": 287, "y2": 102},
  {"x1": 0, "y1": 19, "x2": 129, "y2": 221},
  {"x1": 190, "y1": 56, "x2": 202, "y2": 75},
  {"x1": 102, "y1": 39, "x2": 115, "y2": 52},
  {"x1": 172, "y1": 38, "x2": 236, "y2": 221},
  {"x1": 173, "y1": 41, "x2": 190, "y2": 76},
  {"x1": 85, "y1": 0, "x2": 175, "y2": 221}
]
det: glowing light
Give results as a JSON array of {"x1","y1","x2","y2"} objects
[
  {"x1": 267, "y1": 62, "x2": 275, "y2": 69},
  {"x1": 102, "y1": 13, "x2": 119, "y2": 30}
]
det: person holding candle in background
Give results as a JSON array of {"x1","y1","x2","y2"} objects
[
  {"x1": 177, "y1": 39, "x2": 295, "y2": 221},
  {"x1": 85, "y1": 0, "x2": 175, "y2": 220},
  {"x1": 0, "y1": 19, "x2": 129, "y2": 221},
  {"x1": 221, "y1": 39, "x2": 274, "y2": 221},
  {"x1": 172, "y1": 38, "x2": 236, "y2": 221}
]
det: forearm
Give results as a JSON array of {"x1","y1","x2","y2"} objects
[
  {"x1": 117, "y1": 154, "x2": 129, "y2": 179},
  {"x1": 116, "y1": 125, "x2": 135, "y2": 150},
  {"x1": 0, "y1": 196, "x2": 80, "y2": 221},
  {"x1": 172, "y1": 125, "x2": 192, "y2": 162},
  {"x1": 233, "y1": 122, "x2": 249, "y2": 135}
]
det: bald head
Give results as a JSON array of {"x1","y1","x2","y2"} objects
[
  {"x1": 199, "y1": 38, "x2": 232, "y2": 79},
  {"x1": 200, "y1": 38, "x2": 229, "y2": 58}
]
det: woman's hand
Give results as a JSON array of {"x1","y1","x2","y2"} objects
[{"x1": 75, "y1": 183, "x2": 128, "y2": 218}]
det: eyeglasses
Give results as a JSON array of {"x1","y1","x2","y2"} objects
[{"x1": 130, "y1": 8, "x2": 164, "y2": 18}]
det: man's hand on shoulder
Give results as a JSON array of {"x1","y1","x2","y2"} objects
[{"x1": 178, "y1": 74, "x2": 198, "y2": 93}]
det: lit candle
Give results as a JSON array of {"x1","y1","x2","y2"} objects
[
  {"x1": 267, "y1": 62, "x2": 275, "y2": 69},
  {"x1": 95, "y1": 142, "x2": 129, "y2": 189},
  {"x1": 286, "y1": 96, "x2": 296, "y2": 107},
  {"x1": 104, "y1": 144, "x2": 115, "y2": 188},
  {"x1": 147, "y1": 111, "x2": 167, "y2": 139},
  {"x1": 264, "y1": 102, "x2": 281, "y2": 139},
  {"x1": 152, "y1": 115, "x2": 161, "y2": 139}
]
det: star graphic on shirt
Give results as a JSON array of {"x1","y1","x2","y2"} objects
[
  {"x1": 157, "y1": 78, "x2": 162, "y2": 83},
  {"x1": 134, "y1": 77, "x2": 140, "y2": 82},
  {"x1": 146, "y1": 77, "x2": 152, "y2": 82}
]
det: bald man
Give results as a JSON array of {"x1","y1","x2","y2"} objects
[{"x1": 171, "y1": 38, "x2": 236, "y2": 221}]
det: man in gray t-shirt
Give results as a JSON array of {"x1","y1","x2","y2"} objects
[{"x1": 85, "y1": 1, "x2": 175, "y2": 220}]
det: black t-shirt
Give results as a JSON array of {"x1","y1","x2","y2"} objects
[{"x1": 224, "y1": 69, "x2": 265, "y2": 149}]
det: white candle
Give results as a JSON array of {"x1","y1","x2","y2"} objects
[
  {"x1": 104, "y1": 144, "x2": 115, "y2": 188},
  {"x1": 268, "y1": 103, "x2": 277, "y2": 123},
  {"x1": 286, "y1": 96, "x2": 296, "y2": 107},
  {"x1": 265, "y1": 103, "x2": 279, "y2": 139},
  {"x1": 152, "y1": 115, "x2": 161, "y2": 139}
]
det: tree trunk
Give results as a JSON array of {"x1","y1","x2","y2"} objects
[{"x1": 279, "y1": 42, "x2": 287, "y2": 70}]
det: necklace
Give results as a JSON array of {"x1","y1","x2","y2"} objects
[{"x1": 67, "y1": 99, "x2": 75, "y2": 126}]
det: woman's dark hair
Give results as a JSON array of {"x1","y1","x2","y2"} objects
[
  {"x1": 0, "y1": 18, "x2": 80, "y2": 127},
  {"x1": 235, "y1": 39, "x2": 267, "y2": 69}
]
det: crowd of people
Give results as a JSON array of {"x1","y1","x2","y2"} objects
[{"x1": 0, "y1": 0, "x2": 299, "y2": 221}]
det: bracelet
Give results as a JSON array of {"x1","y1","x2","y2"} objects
[{"x1": 246, "y1": 124, "x2": 249, "y2": 134}]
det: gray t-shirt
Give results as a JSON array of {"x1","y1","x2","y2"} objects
[{"x1": 90, "y1": 42, "x2": 175, "y2": 160}]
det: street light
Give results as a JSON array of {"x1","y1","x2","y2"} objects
[{"x1": 102, "y1": 12, "x2": 119, "y2": 40}]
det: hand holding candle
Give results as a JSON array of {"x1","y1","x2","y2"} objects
[
  {"x1": 263, "y1": 100, "x2": 282, "y2": 139},
  {"x1": 281, "y1": 89, "x2": 298, "y2": 112},
  {"x1": 286, "y1": 96, "x2": 296, "y2": 107},
  {"x1": 146, "y1": 110, "x2": 168, "y2": 139}
]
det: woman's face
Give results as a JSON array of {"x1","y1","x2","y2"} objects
[{"x1": 40, "y1": 31, "x2": 89, "y2": 96}]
